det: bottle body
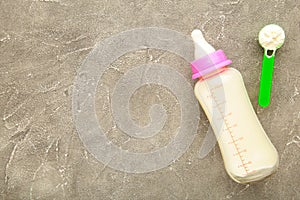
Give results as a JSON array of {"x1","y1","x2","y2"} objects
[{"x1": 194, "y1": 67, "x2": 278, "y2": 183}]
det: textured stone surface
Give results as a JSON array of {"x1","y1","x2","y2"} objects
[{"x1": 0, "y1": 0, "x2": 299, "y2": 199}]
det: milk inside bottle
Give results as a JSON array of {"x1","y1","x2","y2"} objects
[{"x1": 190, "y1": 29, "x2": 278, "y2": 183}]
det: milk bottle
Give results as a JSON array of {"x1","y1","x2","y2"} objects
[{"x1": 191, "y1": 29, "x2": 278, "y2": 183}]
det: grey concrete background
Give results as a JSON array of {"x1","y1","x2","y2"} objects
[{"x1": 0, "y1": 0, "x2": 299, "y2": 199}]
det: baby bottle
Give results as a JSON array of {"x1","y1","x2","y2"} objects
[{"x1": 190, "y1": 29, "x2": 278, "y2": 183}]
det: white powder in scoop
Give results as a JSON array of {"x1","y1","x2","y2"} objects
[{"x1": 259, "y1": 24, "x2": 285, "y2": 50}]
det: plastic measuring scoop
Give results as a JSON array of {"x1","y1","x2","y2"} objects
[{"x1": 258, "y1": 24, "x2": 285, "y2": 107}]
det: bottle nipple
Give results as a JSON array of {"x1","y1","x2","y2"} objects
[{"x1": 191, "y1": 29, "x2": 215, "y2": 59}]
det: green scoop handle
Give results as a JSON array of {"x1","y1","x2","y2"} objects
[{"x1": 258, "y1": 51, "x2": 275, "y2": 107}]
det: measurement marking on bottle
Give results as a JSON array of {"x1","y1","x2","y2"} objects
[
  {"x1": 216, "y1": 101, "x2": 226, "y2": 106},
  {"x1": 238, "y1": 161, "x2": 252, "y2": 168},
  {"x1": 212, "y1": 84, "x2": 223, "y2": 90},
  {"x1": 226, "y1": 112, "x2": 233, "y2": 116},
  {"x1": 224, "y1": 123, "x2": 237, "y2": 131},
  {"x1": 233, "y1": 149, "x2": 247, "y2": 156},
  {"x1": 209, "y1": 87, "x2": 253, "y2": 175},
  {"x1": 228, "y1": 136, "x2": 244, "y2": 144}
]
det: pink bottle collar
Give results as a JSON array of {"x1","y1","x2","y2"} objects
[{"x1": 190, "y1": 50, "x2": 232, "y2": 80}]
